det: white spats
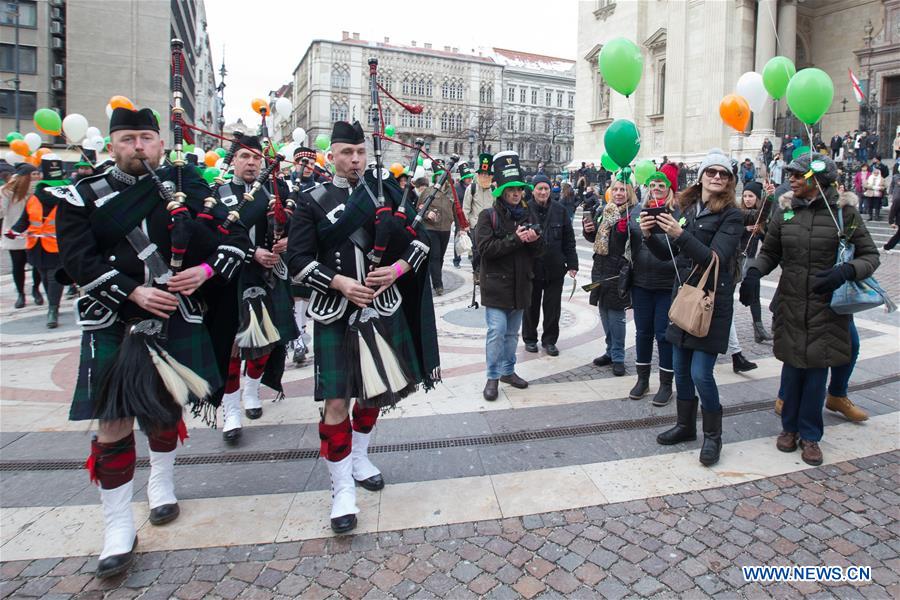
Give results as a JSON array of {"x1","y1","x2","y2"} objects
[
  {"x1": 351, "y1": 430, "x2": 381, "y2": 481},
  {"x1": 242, "y1": 376, "x2": 262, "y2": 411},
  {"x1": 147, "y1": 450, "x2": 177, "y2": 509},
  {"x1": 325, "y1": 455, "x2": 360, "y2": 519},
  {"x1": 98, "y1": 480, "x2": 136, "y2": 560},
  {"x1": 222, "y1": 390, "x2": 242, "y2": 432}
]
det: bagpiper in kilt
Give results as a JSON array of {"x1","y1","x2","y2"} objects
[
  {"x1": 55, "y1": 106, "x2": 244, "y2": 579},
  {"x1": 286, "y1": 120, "x2": 439, "y2": 534},
  {"x1": 208, "y1": 134, "x2": 298, "y2": 444}
]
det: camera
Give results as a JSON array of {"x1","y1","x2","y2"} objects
[{"x1": 523, "y1": 223, "x2": 542, "y2": 236}]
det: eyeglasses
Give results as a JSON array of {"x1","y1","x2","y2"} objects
[
  {"x1": 704, "y1": 169, "x2": 732, "y2": 180},
  {"x1": 787, "y1": 171, "x2": 805, "y2": 179}
]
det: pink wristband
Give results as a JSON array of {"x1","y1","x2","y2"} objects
[
  {"x1": 393, "y1": 263, "x2": 404, "y2": 279},
  {"x1": 200, "y1": 263, "x2": 214, "y2": 279}
]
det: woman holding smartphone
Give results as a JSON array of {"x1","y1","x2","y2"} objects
[{"x1": 639, "y1": 150, "x2": 743, "y2": 466}]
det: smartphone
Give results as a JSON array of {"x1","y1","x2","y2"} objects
[{"x1": 642, "y1": 205, "x2": 669, "y2": 234}]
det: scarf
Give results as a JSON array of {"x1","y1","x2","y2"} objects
[{"x1": 593, "y1": 201, "x2": 629, "y2": 256}]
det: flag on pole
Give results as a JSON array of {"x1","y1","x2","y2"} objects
[{"x1": 849, "y1": 69, "x2": 865, "y2": 104}]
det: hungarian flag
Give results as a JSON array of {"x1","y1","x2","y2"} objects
[{"x1": 849, "y1": 69, "x2": 865, "y2": 104}]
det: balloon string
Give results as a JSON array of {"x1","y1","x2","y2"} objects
[{"x1": 180, "y1": 122, "x2": 271, "y2": 162}]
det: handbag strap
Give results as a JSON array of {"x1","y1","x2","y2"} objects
[{"x1": 695, "y1": 252, "x2": 719, "y2": 290}]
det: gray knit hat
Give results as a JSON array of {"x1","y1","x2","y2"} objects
[
  {"x1": 697, "y1": 148, "x2": 734, "y2": 178},
  {"x1": 784, "y1": 152, "x2": 837, "y2": 185}
]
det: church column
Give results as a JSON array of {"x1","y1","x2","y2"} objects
[
  {"x1": 776, "y1": 0, "x2": 797, "y2": 62},
  {"x1": 752, "y1": 0, "x2": 778, "y2": 136}
]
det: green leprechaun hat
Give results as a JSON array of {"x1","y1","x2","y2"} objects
[
  {"x1": 491, "y1": 151, "x2": 531, "y2": 198},
  {"x1": 477, "y1": 152, "x2": 492, "y2": 175}
]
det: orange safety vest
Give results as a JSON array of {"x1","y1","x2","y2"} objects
[{"x1": 24, "y1": 195, "x2": 58, "y2": 253}]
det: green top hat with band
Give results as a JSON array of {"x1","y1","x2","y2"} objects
[
  {"x1": 478, "y1": 152, "x2": 493, "y2": 175},
  {"x1": 491, "y1": 151, "x2": 531, "y2": 198}
]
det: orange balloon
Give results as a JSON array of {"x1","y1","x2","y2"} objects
[
  {"x1": 9, "y1": 139, "x2": 30, "y2": 156},
  {"x1": 204, "y1": 150, "x2": 219, "y2": 167},
  {"x1": 34, "y1": 148, "x2": 51, "y2": 158},
  {"x1": 26, "y1": 155, "x2": 41, "y2": 166},
  {"x1": 251, "y1": 98, "x2": 269, "y2": 115},
  {"x1": 315, "y1": 152, "x2": 325, "y2": 167},
  {"x1": 719, "y1": 94, "x2": 751, "y2": 132},
  {"x1": 109, "y1": 95, "x2": 135, "y2": 111}
]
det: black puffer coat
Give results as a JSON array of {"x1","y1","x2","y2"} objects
[
  {"x1": 583, "y1": 203, "x2": 640, "y2": 311},
  {"x1": 528, "y1": 198, "x2": 577, "y2": 281},
  {"x1": 646, "y1": 202, "x2": 744, "y2": 355},
  {"x1": 750, "y1": 188, "x2": 879, "y2": 368},
  {"x1": 629, "y1": 204, "x2": 678, "y2": 291}
]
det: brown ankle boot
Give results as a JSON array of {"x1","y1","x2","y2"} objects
[
  {"x1": 825, "y1": 394, "x2": 868, "y2": 422},
  {"x1": 774, "y1": 398, "x2": 783, "y2": 416}
]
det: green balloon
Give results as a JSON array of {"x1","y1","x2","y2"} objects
[
  {"x1": 152, "y1": 109, "x2": 163, "y2": 128},
  {"x1": 103, "y1": 136, "x2": 110, "y2": 146},
  {"x1": 33, "y1": 108, "x2": 62, "y2": 135},
  {"x1": 384, "y1": 124, "x2": 396, "y2": 137},
  {"x1": 634, "y1": 159, "x2": 656, "y2": 185},
  {"x1": 603, "y1": 119, "x2": 641, "y2": 169},
  {"x1": 215, "y1": 147, "x2": 226, "y2": 158},
  {"x1": 598, "y1": 38, "x2": 644, "y2": 97},
  {"x1": 793, "y1": 145, "x2": 811, "y2": 157},
  {"x1": 6, "y1": 132, "x2": 23, "y2": 143},
  {"x1": 202, "y1": 167, "x2": 221, "y2": 184},
  {"x1": 184, "y1": 143, "x2": 195, "y2": 153},
  {"x1": 417, "y1": 156, "x2": 424, "y2": 166},
  {"x1": 786, "y1": 68, "x2": 834, "y2": 125},
  {"x1": 315, "y1": 134, "x2": 330, "y2": 151},
  {"x1": 762, "y1": 56, "x2": 796, "y2": 100},
  {"x1": 600, "y1": 153, "x2": 618, "y2": 172},
  {"x1": 169, "y1": 150, "x2": 178, "y2": 162}
]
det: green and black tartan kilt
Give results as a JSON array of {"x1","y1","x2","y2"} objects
[
  {"x1": 269, "y1": 276, "x2": 299, "y2": 342},
  {"x1": 69, "y1": 312, "x2": 222, "y2": 422},
  {"x1": 314, "y1": 308, "x2": 423, "y2": 401},
  {"x1": 291, "y1": 282, "x2": 312, "y2": 300}
]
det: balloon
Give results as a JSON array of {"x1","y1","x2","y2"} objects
[
  {"x1": 204, "y1": 150, "x2": 219, "y2": 167},
  {"x1": 786, "y1": 68, "x2": 834, "y2": 125},
  {"x1": 292, "y1": 127, "x2": 307, "y2": 144},
  {"x1": 215, "y1": 147, "x2": 226, "y2": 158},
  {"x1": 109, "y1": 95, "x2": 135, "y2": 111},
  {"x1": 634, "y1": 159, "x2": 656, "y2": 185},
  {"x1": 5, "y1": 151, "x2": 25, "y2": 164},
  {"x1": 280, "y1": 142, "x2": 297, "y2": 159},
  {"x1": 23, "y1": 132, "x2": 42, "y2": 153},
  {"x1": 598, "y1": 38, "x2": 644, "y2": 97},
  {"x1": 9, "y1": 139, "x2": 30, "y2": 156},
  {"x1": 105, "y1": 104, "x2": 113, "y2": 119},
  {"x1": 603, "y1": 119, "x2": 641, "y2": 168},
  {"x1": 416, "y1": 156, "x2": 424, "y2": 166},
  {"x1": 735, "y1": 72, "x2": 768, "y2": 113},
  {"x1": 314, "y1": 134, "x2": 330, "y2": 151},
  {"x1": 183, "y1": 143, "x2": 195, "y2": 153},
  {"x1": 152, "y1": 109, "x2": 162, "y2": 128},
  {"x1": 793, "y1": 145, "x2": 811, "y2": 157},
  {"x1": 384, "y1": 124, "x2": 396, "y2": 137},
  {"x1": 251, "y1": 98, "x2": 269, "y2": 115},
  {"x1": 34, "y1": 148, "x2": 51, "y2": 159},
  {"x1": 762, "y1": 56, "x2": 796, "y2": 100},
  {"x1": 5, "y1": 131, "x2": 23, "y2": 143},
  {"x1": 315, "y1": 152, "x2": 325, "y2": 167},
  {"x1": 25, "y1": 155, "x2": 40, "y2": 166},
  {"x1": 202, "y1": 167, "x2": 221, "y2": 184},
  {"x1": 274, "y1": 97, "x2": 292, "y2": 118},
  {"x1": 194, "y1": 148, "x2": 205, "y2": 162},
  {"x1": 389, "y1": 162, "x2": 405, "y2": 178},
  {"x1": 62, "y1": 113, "x2": 89, "y2": 141},
  {"x1": 600, "y1": 153, "x2": 619, "y2": 172},
  {"x1": 719, "y1": 94, "x2": 751, "y2": 132},
  {"x1": 33, "y1": 108, "x2": 62, "y2": 135},
  {"x1": 85, "y1": 126, "x2": 101, "y2": 140},
  {"x1": 87, "y1": 136, "x2": 106, "y2": 152},
  {"x1": 103, "y1": 135, "x2": 110, "y2": 147}
]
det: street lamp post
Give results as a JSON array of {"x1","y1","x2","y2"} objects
[
  {"x1": 4, "y1": 1, "x2": 22, "y2": 132},
  {"x1": 467, "y1": 130, "x2": 475, "y2": 164},
  {"x1": 862, "y1": 19, "x2": 875, "y2": 133}
]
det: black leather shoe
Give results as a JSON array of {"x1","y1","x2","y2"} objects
[
  {"x1": 149, "y1": 503, "x2": 180, "y2": 526},
  {"x1": 331, "y1": 514, "x2": 357, "y2": 534},
  {"x1": 32, "y1": 289, "x2": 44, "y2": 306},
  {"x1": 355, "y1": 473, "x2": 385, "y2": 491},
  {"x1": 223, "y1": 427, "x2": 242, "y2": 444},
  {"x1": 543, "y1": 344, "x2": 559, "y2": 356},
  {"x1": 612, "y1": 362, "x2": 626, "y2": 376},
  {"x1": 524, "y1": 342, "x2": 539, "y2": 353},
  {"x1": 14, "y1": 294, "x2": 25, "y2": 309},
  {"x1": 500, "y1": 373, "x2": 529, "y2": 389},
  {"x1": 593, "y1": 354, "x2": 612, "y2": 367},
  {"x1": 483, "y1": 379, "x2": 499, "y2": 401},
  {"x1": 96, "y1": 536, "x2": 137, "y2": 579},
  {"x1": 245, "y1": 408, "x2": 262, "y2": 420}
]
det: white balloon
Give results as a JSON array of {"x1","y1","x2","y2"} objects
[
  {"x1": 422, "y1": 159, "x2": 433, "y2": 170},
  {"x1": 280, "y1": 142, "x2": 297, "y2": 159},
  {"x1": 194, "y1": 148, "x2": 205, "y2": 161},
  {"x1": 735, "y1": 71, "x2": 769, "y2": 114},
  {"x1": 62, "y1": 113, "x2": 89, "y2": 142},
  {"x1": 105, "y1": 104, "x2": 113, "y2": 119},
  {"x1": 43, "y1": 153, "x2": 60, "y2": 161},
  {"x1": 274, "y1": 97, "x2": 292, "y2": 119},
  {"x1": 88, "y1": 136, "x2": 105, "y2": 152},
  {"x1": 292, "y1": 127, "x2": 307, "y2": 144},
  {"x1": 5, "y1": 151, "x2": 25, "y2": 164},
  {"x1": 23, "y1": 132, "x2": 42, "y2": 152},
  {"x1": 85, "y1": 126, "x2": 101, "y2": 140}
]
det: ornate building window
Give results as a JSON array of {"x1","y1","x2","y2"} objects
[
  {"x1": 531, "y1": 89, "x2": 538, "y2": 105},
  {"x1": 519, "y1": 88, "x2": 526, "y2": 103},
  {"x1": 383, "y1": 108, "x2": 393, "y2": 127},
  {"x1": 331, "y1": 63, "x2": 350, "y2": 89},
  {"x1": 586, "y1": 45, "x2": 610, "y2": 121},
  {"x1": 418, "y1": 78, "x2": 426, "y2": 96},
  {"x1": 479, "y1": 83, "x2": 494, "y2": 104},
  {"x1": 401, "y1": 112, "x2": 409, "y2": 127},
  {"x1": 568, "y1": 92, "x2": 575, "y2": 109},
  {"x1": 441, "y1": 112, "x2": 449, "y2": 132},
  {"x1": 544, "y1": 118, "x2": 551, "y2": 134},
  {"x1": 377, "y1": 73, "x2": 392, "y2": 92},
  {"x1": 508, "y1": 86, "x2": 515, "y2": 102},
  {"x1": 530, "y1": 115, "x2": 537, "y2": 132},
  {"x1": 424, "y1": 111, "x2": 433, "y2": 129},
  {"x1": 557, "y1": 91, "x2": 563, "y2": 108},
  {"x1": 425, "y1": 79, "x2": 433, "y2": 96},
  {"x1": 519, "y1": 114, "x2": 526, "y2": 130},
  {"x1": 442, "y1": 80, "x2": 450, "y2": 99},
  {"x1": 330, "y1": 98, "x2": 348, "y2": 122},
  {"x1": 546, "y1": 90, "x2": 552, "y2": 105},
  {"x1": 402, "y1": 76, "x2": 410, "y2": 95},
  {"x1": 507, "y1": 114, "x2": 515, "y2": 131}
]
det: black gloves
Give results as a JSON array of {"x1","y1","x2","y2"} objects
[
  {"x1": 739, "y1": 268, "x2": 762, "y2": 306},
  {"x1": 812, "y1": 263, "x2": 855, "y2": 295}
]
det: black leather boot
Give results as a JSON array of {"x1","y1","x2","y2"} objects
[
  {"x1": 657, "y1": 397, "x2": 697, "y2": 445},
  {"x1": 699, "y1": 409, "x2": 723, "y2": 466},
  {"x1": 47, "y1": 306, "x2": 59, "y2": 329},
  {"x1": 629, "y1": 364, "x2": 651, "y2": 399},
  {"x1": 732, "y1": 352, "x2": 757, "y2": 373},
  {"x1": 753, "y1": 322, "x2": 772, "y2": 342},
  {"x1": 14, "y1": 293, "x2": 25, "y2": 309},
  {"x1": 651, "y1": 369, "x2": 674, "y2": 407}
]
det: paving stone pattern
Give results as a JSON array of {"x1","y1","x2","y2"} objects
[{"x1": 2, "y1": 451, "x2": 898, "y2": 599}]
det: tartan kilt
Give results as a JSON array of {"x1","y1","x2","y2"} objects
[
  {"x1": 269, "y1": 276, "x2": 299, "y2": 342},
  {"x1": 314, "y1": 308, "x2": 423, "y2": 401},
  {"x1": 69, "y1": 312, "x2": 222, "y2": 423},
  {"x1": 291, "y1": 282, "x2": 312, "y2": 299}
]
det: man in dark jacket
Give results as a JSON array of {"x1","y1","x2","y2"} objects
[
  {"x1": 475, "y1": 152, "x2": 544, "y2": 401},
  {"x1": 521, "y1": 174, "x2": 577, "y2": 356}
]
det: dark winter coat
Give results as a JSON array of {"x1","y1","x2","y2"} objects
[
  {"x1": 528, "y1": 198, "x2": 577, "y2": 281},
  {"x1": 646, "y1": 201, "x2": 744, "y2": 355},
  {"x1": 583, "y1": 203, "x2": 640, "y2": 311},
  {"x1": 629, "y1": 204, "x2": 678, "y2": 292},
  {"x1": 750, "y1": 188, "x2": 880, "y2": 369},
  {"x1": 475, "y1": 200, "x2": 545, "y2": 310}
]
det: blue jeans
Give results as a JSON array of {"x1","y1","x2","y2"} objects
[
  {"x1": 598, "y1": 306, "x2": 627, "y2": 363},
  {"x1": 485, "y1": 307, "x2": 524, "y2": 380},
  {"x1": 780, "y1": 364, "x2": 829, "y2": 441},
  {"x1": 672, "y1": 346, "x2": 720, "y2": 412},
  {"x1": 631, "y1": 286, "x2": 673, "y2": 370},
  {"x1": 828, "y1": 318, "x2": 859, "y2": 397}
]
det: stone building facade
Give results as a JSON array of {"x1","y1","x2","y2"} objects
[{"x1": 574, "y1": 0, "x2": 898, "y2": 166}]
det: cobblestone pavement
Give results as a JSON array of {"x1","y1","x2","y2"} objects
[{"x1": 2, "y1": 451, "x2": 898, "y2": 600}]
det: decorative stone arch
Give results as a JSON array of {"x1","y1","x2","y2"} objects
[{"x1": 584, "y1": 44, "x2": 610, "y2": 122}]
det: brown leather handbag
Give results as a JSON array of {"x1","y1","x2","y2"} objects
[{"x1": 668, "y1": 252, "x2": 719, "y2": 337}]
